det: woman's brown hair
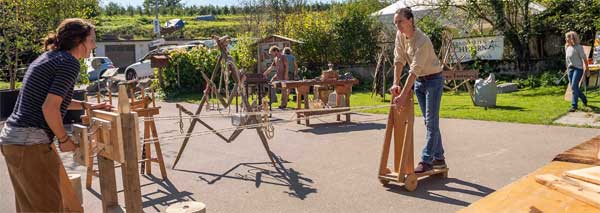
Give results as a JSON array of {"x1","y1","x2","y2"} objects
[{"x1": 44, "y1": 18, "x2": 95, "y2": 51}]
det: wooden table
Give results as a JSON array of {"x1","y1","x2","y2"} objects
[
  {"x1": 459, "y1": 136, "x2": 600, "y2": 212},
  {"x1": 273, "y1": 79, "x2": 359, "y2": 125}
]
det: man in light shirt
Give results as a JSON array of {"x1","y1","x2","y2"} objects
[{"x1": 389, "y1": 7, "x2": 445, "y2": 173}]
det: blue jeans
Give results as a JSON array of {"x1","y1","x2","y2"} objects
[
  {"x1": 568, "y1": 67, "x2": 587, "y2": 109},
  {"x1": 414, "y1": 74, "x2": 444, "y2": 164}
]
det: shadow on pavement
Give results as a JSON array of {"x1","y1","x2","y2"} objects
[
  {"x1": 384, "y1": 177, "x2": 495, "y2": 207},
  {"x1": 297, "y1": 122, "x2": 386, "y2": 135},
  {"x1": 174, "y1": 155, "x2": 317, "y2": 200},
  {"x1": 87, "y1": 176, "x2": 195, "y2": 212}
]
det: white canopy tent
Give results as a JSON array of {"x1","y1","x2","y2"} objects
[{"x1": 372, "y1": 0, "x2": 547, "y2": 36}]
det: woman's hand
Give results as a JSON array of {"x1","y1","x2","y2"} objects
[
  {"x1": 389, "y1": 84, "x2": 403, "y2": 97},
  {"x1": 585, "y1": 68, "x2": 590, "y2": 77},
  {"x1": 393, "y1": 93, "x2": 409, "y2": 112},
  {"x1": 90, "y1": 102, "x2": 112, "y2": 110},
  {"x1": 59, "y1": 137, "x2": 78, "y2": 152}
]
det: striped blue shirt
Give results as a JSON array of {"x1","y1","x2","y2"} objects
[{"x1": 6, "y1": 50, "x2": 80, "y2": 138}]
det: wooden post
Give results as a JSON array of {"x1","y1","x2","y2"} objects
[
  {"x1": 118, "y1": 84, "x2": 143, "y2": 212},
  {"x1": 97, "y1": 155, "x2": 119, "y2": 212},
  {"x1": 158, "y1": 67, "x2": 165, "y2": 89},
  {"x1": 56, "y1": 145, "x2": 84, "y2": 212}
]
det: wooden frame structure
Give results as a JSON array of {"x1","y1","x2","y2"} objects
[
  {"x1": 79, "y1": 81, "x2": 167, "y2": 189},
  {"x1": 377, "y1": 92, "x2": 449, "y2": 191},
  {"x1": 127, "y1": 84, "x2": 167, "y2": 179},
  {"x1": 273, "y1": 79, "x2": 358, "y2": 126},
  {"x1": 172, "y1": 35, "x2": 278, "y2": 170},
  {"x1": 72, "y1": 84, "x2": 143, "y2": 212},
  {"x1": 439, "y1": 32, "x2": 479, "y2": 105}
]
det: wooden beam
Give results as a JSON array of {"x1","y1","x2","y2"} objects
[
  {"x1": 535, "y1": 174, "x2": 600, "y2": 209},
  {"x1": 119, "y1": 83, "x2": 143, "y2": 212},
  {"x1": 98, "y1": 155, "x2": 119, "y2": 212}
]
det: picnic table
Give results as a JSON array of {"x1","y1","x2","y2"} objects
[
  {"x1": 459, "y1": 136, "x2": 600, "y2": 212},
  {"x1": 272, "y1": 79, "x2": 358, "y2": 125}
]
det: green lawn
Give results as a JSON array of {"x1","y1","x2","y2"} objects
[
  {"x1": 0, "y1": 81, "x2": 21, "y2": 90},
  {"x1": 166, "y1": 86, "x2": 600, "y2": 126}
]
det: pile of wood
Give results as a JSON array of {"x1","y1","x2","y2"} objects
[{"x1": 536, "y1": 166, "x2": 600, "y2": 209}]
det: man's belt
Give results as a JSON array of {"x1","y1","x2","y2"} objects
[{"x1": 416, "y1": 72, "x2": 442, "y2": 81}]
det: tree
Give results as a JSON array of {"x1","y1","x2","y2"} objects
[
  {"x1": 104, "y1": 2, "x2": 123, "y2": 16},
  {"x1": 0, "y1": 0, "x2": 99, "y2": 90},
  {"x1": 532, "y1": 0, "x2": 600, "y2": 44},
  {"x1": 330, "y1": 0, "x2": 383, "y2": 65},
  {"x1": 434, "y1": 0, "x2": 539, "y2": 71},
  {"x1": 127, "y1": 5, "x2": 135, "y2": 16}
]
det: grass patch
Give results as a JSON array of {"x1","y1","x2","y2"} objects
[
  {"x1": 165, "y1": 86, "x2": 600, "y2": 125},
  {"x1": 0, "y1": 81, "x2": 21, "y2": 90}
]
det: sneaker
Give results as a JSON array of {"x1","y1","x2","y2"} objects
[
  {"x1": 415, "y1": 162, "x2": 433, "y2": 173},
  {"x1": 583, "y1": 101, "x2": 588, "y2": 107},
  {"x1": 568, "y1": 108, "x2": 577, "y2": 112},
  {"x1": 278, "y1": 105, "x2": 287, "y2": 109},
  {"x1": 433, "y1": 159, "x2": 447, "y2": 169}
]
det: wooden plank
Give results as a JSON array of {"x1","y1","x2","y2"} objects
[
  {"x1": 97, "y1": 155, "x2": 119, "y2": 212},
  {"x1": 72, "y1": 124, "x2": 89, "y2": 167},
  {"x1": 378, "y1": 106, "x2": 395, "y2": 176},
  {"x1": 90, "y1": 114, "x2": 125, "y2": 164},
  {"x1": 150, "y1": 121, "x2": 168, "y2": 179},
  {"x1": 120, "y1": 112, "x2": 143, "y2": 212},
  {"x1": 564, "y1": 166, "x2": 600, "y2": 185},
  {"x1": 143, "y1": 120, "x2": 152, "y2": 175},
  {"x1": 459, "y1": 161, "x2": 598, "y2": 213},
  {"x1": 554, "y1": 135, "x2": 600, "y2": 166},
  {"x1": 535, "y1": 174, "x2": 600, "y2": 209},
  {"x1": 55, "y1": 144, "x2": 84, "y2": 212},
  {"x1": 133, "y1": 107, "x2": 160, "y2": 116}
]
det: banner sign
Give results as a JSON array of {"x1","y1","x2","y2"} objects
[{"x1": 451, "y1": 36, "x2": 504, "y2": 63}]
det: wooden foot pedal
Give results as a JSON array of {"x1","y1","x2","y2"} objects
[{"x1": 378, "y1": 168, "x2": 449, "y2": 191}]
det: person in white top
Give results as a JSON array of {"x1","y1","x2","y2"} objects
[{"x1": 564, "y1": 31, "x2": 589, "y2": 112}]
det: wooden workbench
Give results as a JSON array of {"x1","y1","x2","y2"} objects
[
  {"x1": 459, "y1": 136, "x2": 600, "y2": 212},
  {"x1": 273, "y1": 79, "x2": 359, "y2": 125}
]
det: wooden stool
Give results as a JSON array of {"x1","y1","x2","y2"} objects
[
  {"x1": 166, "y1": 201, "x2": 206, "y2": 213},
  {"x1": 82, "y1": 87, "x2": 167, "y2": 190}
]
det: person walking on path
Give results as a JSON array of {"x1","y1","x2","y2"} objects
[{"x1": 564, "y1": 31, "x2": 590, "y2": 112}]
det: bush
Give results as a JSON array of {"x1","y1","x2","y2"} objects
[
  {"x1": 285, "y1": 0, "x2": 383, "y2": 69},
  {"x1": 230, "y1": 32, "x2": 257, "y2": 72},
  {"x1": 161, "y1": 47, "x2": 219, "y2": 96},
  {"x1": 513, "y1": 70, "x2": 565, "y2": 88}
]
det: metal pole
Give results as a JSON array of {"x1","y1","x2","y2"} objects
[{"x1": 155, "y1": 0, "x2": 160, "y2": 39}]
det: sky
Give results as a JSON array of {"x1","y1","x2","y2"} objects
[{"x1": 102, "y1": 0, "x2": 342, "y2": 7}]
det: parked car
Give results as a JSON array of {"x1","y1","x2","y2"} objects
[
  {"x1": 185, "y1": 39, "x2": 237, "y2": 50},
  {"x1": 84, "y1": 57, "x2": 114, "y2": 81},
  {"x1": 123, "y1": 45, "x2": 200, "y2": 80}
]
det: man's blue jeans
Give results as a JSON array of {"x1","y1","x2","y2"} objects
[
  {"x1": 414, "y1": 74, "x2": 444, "y2": 165},
  {"x1": 568, "y1": 67, "x2": 587, "y2": 109}
]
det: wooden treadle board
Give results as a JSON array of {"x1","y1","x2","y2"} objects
[
  {"x1": 564, "y1": 166, "x2": 600, "y2": 185},
  {"x1": 416, "y1": 168, "x2": 449, "y2": 178}
]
